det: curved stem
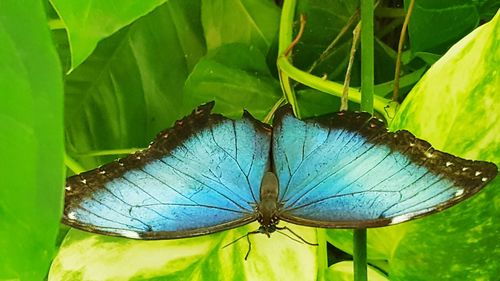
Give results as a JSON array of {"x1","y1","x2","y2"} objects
[
  {"x1": 278, "y1": 0, "x2": 301, "y2": 117},
  {"x1": 264, "y1": 97, "x2": 286, "y2": 124},
  {"x1": 392, "y1": 0, "x2": 415, "y2": 101},
  {"x1": 277, "y1": 57, "x2": 394, "y2": 120},
  {"x1": 64, "y1": 153, "x2": 85, "y2": 174}
]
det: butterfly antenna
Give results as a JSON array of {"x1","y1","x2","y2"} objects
[
  {"x1": 276, "y1": 229, "x2": 303, "y2": 244},
  {"x1": 222, "y1": 230, "x2": 260, "y2": 260},
  {"x1": 276, "y1": 226, "x2": 318, "y2": 246}
]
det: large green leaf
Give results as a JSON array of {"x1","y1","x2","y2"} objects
[
  {"x1": 183, "y1": 43, "x2": 282, "y2": 120},
  {"x1": 49, "y1": 223, "x2": 317, "y2": 280},
  {"x1": 328, "y1": 9, "x2": 499, "y2": 281},
  {"x1": 407, "y1": 0, "x2": 480, "y2": 54},
  {"x1": 64, "y1": 0, "x2": 206, "y2": 169},
  {"x1": 293, "y1": 0, "x2": 359, "y2": 78},
  {"x1": 50, "y1": 0, "x2": 168, "y2": 70},
  {"x1": 0, "y1": 1, "x2": 64, "y2": 279},
  {"x1": 201, "y1": 0, "x2": 280, "y2": 56}
]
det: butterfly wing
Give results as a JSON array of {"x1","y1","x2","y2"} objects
[
  {"x1": 272, "y1": 107, "x2": 497, "y2": 228},
  {"x1": 63, "y1": 102, "x2": 271, "y2": 239}
]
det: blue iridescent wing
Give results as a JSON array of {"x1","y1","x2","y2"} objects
[
  {"x1": 63, "y1": 102, "x2": 271, "y2": 239},
  {"x1": 273, "y1": 107, "x2": 497, "y2": 228}
]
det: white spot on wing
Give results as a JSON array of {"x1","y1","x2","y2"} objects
[
  {"x1": 455, "y1": 189, "x2": 464, "y2": 196},
  {"x1": 81, "y1": 179, "x2": 87, "y2": 184},
  {"x1": 475, "y1": 171, "x2": 482, "y2": 176},
  {"x1": 65, "y1": 185, "x2": 71, "y2": 191},
  {"x1": 462, "y1": 167, "x2": 469, "y2": 171},
  {"x1": 390, "y1": 214, "x2": 412, "y2": 225},
  {"x1": 67, "y1": 212, "x2": 76, "y2": 220},
  {"x1": 482, "y1": 177, "x2": 488, "y2": 182},
  {"x1": 446, "y1": 161, "x2": 453, "y2": 167},
  {"x1": 116, "y1": 230, "x2": 141, "y2": 239}
]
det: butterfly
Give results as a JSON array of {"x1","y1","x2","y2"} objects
[{"x1": 63, "y1": 102, "x2": 497, "y2": 242}]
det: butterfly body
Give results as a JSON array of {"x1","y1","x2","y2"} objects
[
  {"x1": 256, "y1": 172, "x2": 281, "y2": 237},
  {"x1": 62, "y1": 102, "x2": 497, "y2": 240}
]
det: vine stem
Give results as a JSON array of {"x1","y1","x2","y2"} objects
[
  {"x1": 361, "y1": 0, "x2": 374, "y2": 114},
  {"x1": 353, "y1": 229, "x2": 368, "y2": 281},
  {"x1": 278, "y1": 0, "x2": 300, "y2": 117},
  {"x1": 392, "y1": 0, "x2": 415, "y2": 101},
  {"x1": 354, "y1": 0, "x2": 376, "y2": 279},
  {"x1": 277, "y1": 0, "x2": 396, "y2": 121},
  {"x1": 64, "y1": 153, "x2": 85, "y2": 174}
]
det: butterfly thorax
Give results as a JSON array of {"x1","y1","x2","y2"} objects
[{"x1": 256, "y1": 172, "x2": 280, "y2": 236}]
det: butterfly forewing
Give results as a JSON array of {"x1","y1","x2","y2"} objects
[
  {"x1": 63, "y1": 103, "x2": 272, "y2": 239},
  {"x1": 272, "y1": 107, "x2": 497, "y2": 228}
]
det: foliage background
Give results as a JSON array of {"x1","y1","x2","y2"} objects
[{"x1": 0, "y1": 0, "x2": 498, "y2": 280}]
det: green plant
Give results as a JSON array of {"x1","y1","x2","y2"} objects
[{"x1": 0, "y1": 0, "x2": 498, "y2": 280}]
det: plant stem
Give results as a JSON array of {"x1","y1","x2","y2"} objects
[
  {"x1": 341, "y1": 22, "x2": 362, "y2": 111},
  {"x1": 353, "y1": 229, "x2": 368, "y2": 281},
  {"x1": 316, "y1": 228, "x2": 327, "y2": 281},
  {"x1": 263, "y1": 97, "x2": 286, "y2": 124},
  {"x1": 354, "y1": 0, "x2": 374, "y2": 280},
  {"x1": 64, "y1": 153, "x2": 85, "y2": 174},
  {"x1": 361, "y1": 0, "x2": 374, "y2": 114},
  {"x1": 392, "y1": 0, "x2": 415, "y2": 101},
  {"x1": 278, "y1": 0, "x2": 300, "y2": 117},
  {"x1": 277, "y1": 57, "x2": 394, "y2": 120}
]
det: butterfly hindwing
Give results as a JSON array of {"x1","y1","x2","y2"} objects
[
  {"x1": 272, "y1": 107, "x2": 497, "y2": 228},
  {"x1": 63, "y1": 102, "x2": 272, "y2": 239}
]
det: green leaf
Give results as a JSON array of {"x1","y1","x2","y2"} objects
[
  {"x1": 293, "y1": 0, "x2": 359, "y2": 79},
  {"x1": 0, "y1": 1, "x2": 64, "y2": 279},
  {"x1": 64, "y1": 1, "x2": 206, "y2": 169},
  {"x1": 473, "y1": 0, "x2": 500, "y2": 20},
  {"x1": 183, "y1": 43, "x2": 282, "y2": 120},
  {"x1": 201, "y1": 0, "x2": 280, "y2": 56},
  {"x1": 407, "y1": 0, "x2": 480, "y2": 53},
  {"x1": 50, "y1": 0, "x2": 168, "y2": 70},
  {"x1": 49, "y1": 223, "x2": 317, "y2": 280}
]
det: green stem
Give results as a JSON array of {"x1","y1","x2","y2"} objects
[
  {"x1": 48, "y1": 19, "x2": 65, "y2": 30},
  {"x1": 278, "y1": 0, "x2": 300, "y2": 117},
  {"x1": 263, "y1": 97, "x2": 286, "y2": 124},
  {"x1": 64, "y1": 153, "x2": 85, "y2": 174},
  {"x1": 353, "y1": 229, "x2": 368, "y2": 281},
  {"x1": 354, "y1": 0, "x2": 375, "y2": 280},
  {"x1": 315, "y1": 229, "x2": 328, "y2": 281},
  {"x1": 278, "y1": 0, "x2": 296, "y2": 54},
  {"x1": 361, "y1": 0, "x2": 374, "y2": 114},
  {"x1": 277, "y1": 57, "x2": 394, "y2": 120}
]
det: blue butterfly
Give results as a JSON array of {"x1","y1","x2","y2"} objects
[{"x1": 63, "y1": 102, "x2": 497, "y2": 242}]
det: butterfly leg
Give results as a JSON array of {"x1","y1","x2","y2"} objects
[
  {"x1": 222, "y1": 230, "x2": 261, "y2": 260},
  {"x1": 276, "y1": 226, "x2": 318, "y2": 246},
  {"x1": 244, "y1": 230, "x2": 261, "y2": 260}
]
